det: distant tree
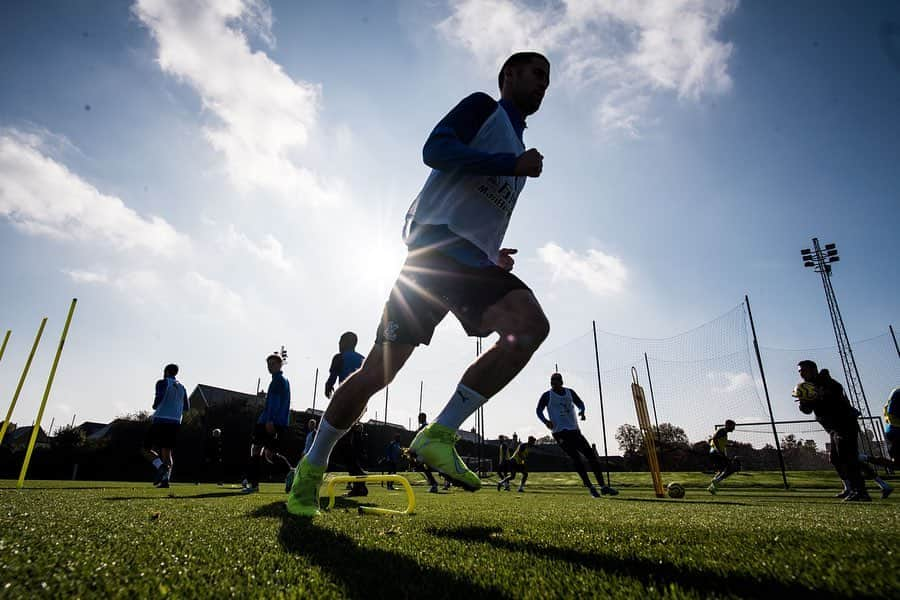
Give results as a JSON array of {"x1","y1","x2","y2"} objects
[
  {"x1": 781, "y1": 434, "x2": 802, "y2": 451},
  {"x1": 654, "y1": 423, "x2": 690, "y2": 447},
  {"x1": 616, "y1": 424, "x2": 643, "y2": 455},
  {"x1": 53, "y1": 425, "x2": 85, "y2": 450},
  {"x1": 802, "y1": 439, "x2": 818, "y2": 453}
]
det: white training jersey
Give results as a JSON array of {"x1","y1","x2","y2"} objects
[
  {"x1": 404, "y1": 105, "x2": 526, "y2": 263},
  {"x1": 547, "y1": 388, "x2": 579, "y2": 434}
]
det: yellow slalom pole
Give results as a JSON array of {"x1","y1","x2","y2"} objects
[
  {"x1": 0, "y1": 319, "x2": 47, "y2": 447},
  {"x1": 17, "y1": 299, "x2": 77, "y2": 489},
  {"x1": 0, "y1": 330, "x2": 11, "y2": 364}
]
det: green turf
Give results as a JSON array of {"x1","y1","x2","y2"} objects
[{"x1": 1, "y1": 471, "x2": 896, "y2": 599}]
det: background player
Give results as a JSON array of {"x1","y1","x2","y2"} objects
[
  {"x1": 707, "y1": 420, "x2": 736, "y2": 494},
  {"x1": 537, "y1": 373, "x2": 617, "y2": 498},
  {"x1": 242, "y1": 353, "x2": 290, "y2": 494},
  {"x1": 143, "y1": 363, "x2": 188, "y2": 488},
  {"x1": 497, "y1": 435, "x2": 535, "y2": 492}
]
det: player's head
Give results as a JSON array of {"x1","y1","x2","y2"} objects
[
  {"x1": 339, "y1": 331, "x2": 358, "y2": 352},
  {"x1": 211, "y1": 428, "x2": 222, "y2": 438},
  {"x1": 307, "y1": 418, "x2": 317, "y2": 431},
  {"x1": 499, "y1": 52, "x2": 550, "y2": 116},
  {"x1": 797, "y1": 360, "x2": 818, "y2": 382},
  {"x1": 550, "y1": 372, "x2": 563, "y2": 390},
  {"x1": 266, "y1": 353, "x2": 283, "y2": 374},
  {"x1": 724, "y1": 419, "x2": 736, "y2": 432},
  {"x1": 527, "y1": 435, "x2": 536, "y2": 445},
  {"x1": 163, "y1": 363, "x2": 178, "y2": 377},
  {"x1": 418, "y1": 412, "x2": 427, "y2": 425}
]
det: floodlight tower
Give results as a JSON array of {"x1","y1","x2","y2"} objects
[{"x1": 800, "y1": 239, "x2": 883, "y2": 457}]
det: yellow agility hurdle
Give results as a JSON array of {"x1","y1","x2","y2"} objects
[{"x1": 323, "y1": 474, "x2": 416, "y2": 516}]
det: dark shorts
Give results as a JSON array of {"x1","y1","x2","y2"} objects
[
  {"x1": 886, "y1": 428, "x2": 900, "y2": 463},
  {"x1": 553, "y1": 429, "x2": 593, "y2": 456},
  {"x1": 144, "y1": 421, "x2": 179, "y2": 450},
  {"x1": 375, "y1": 248, "x2": 531, "y2": 346},
  {"x1": 709, "y1": 451, "x2": 732, "y2": 472},
  {"x1": 252, "y1": 423, "x2": 285, "y2": 451}
]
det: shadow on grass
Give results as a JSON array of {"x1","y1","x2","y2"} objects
[
  {"x1": 612, "y1": 497, "x2": 752, "y2": 507},
  {"x1": 104, "y1": 491, "x2": 243, "y2": 501},
  {"x1": 250, "y1": 502, "x2": 510, "y2": 600},
  {"x1": 426, "y1": 525, "x2": 853, "y2": 600}
]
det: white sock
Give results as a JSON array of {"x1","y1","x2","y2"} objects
[
  {"x1": 433, "y1": 384, "x2": 489, "y2": 431},
  {"x1": 152, "y1": 458, "x2": 163, "y2": 469},
  {"x1": 842, "y1": 479, "x2": 851, "y2": 491},
  {"x1": 304, "y1": 419, "x2": 348, "y2": 468}
]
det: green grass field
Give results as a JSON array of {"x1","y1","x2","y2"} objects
[{"x1": 1, "y1": 471, "x2": 897, "y2": 599}]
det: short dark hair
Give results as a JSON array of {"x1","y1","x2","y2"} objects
[
  {"x1": 725, "y1": 419, "x2": 736, "y2": 428},
  {"x1": 339, "y1": 331, "x2": 358, "y2": 350},
  {"x1": 798, "y1": 360, "x2": 818, "y2": 372},
  {"x1": 498, "y1": 52, "x2": 549, "y2": 91},
  {"x1": 164, "y1": 363, "x2": 178, "y2": 377},
  {"x1": 266, "y1": 353, "x2": 283, "y2": 364},
  {"x1": 550, "y1": 372, "x2": 562, "y2": 381}
]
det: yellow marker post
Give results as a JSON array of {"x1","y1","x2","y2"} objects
[
  {"x1": 323, "y1": 474, "x2": 416, "y2": 515},
  {"x1": 17, "y1": 299, "x2": 77, "y2": 489},
  {"x1": 0, "y1": 330, "x2": 10, "y2": 364},
  {"x1": 0, "y1": 319, "x2": 47, "y2": 447},
  {"x1": 631, "y1": 367, "x2": 665, "y2": 498}
]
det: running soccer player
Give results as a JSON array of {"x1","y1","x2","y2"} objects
[
  {"x1": 707, "y1": 419, "x2": 736, "y2": 494},
  {"x1": 288, "y1": 52, "x2": 551, "y2": 517},
  {"x1": 497, "y1": 435, "x2": 535, "y2": 492},
  {"x1": 537, "y1": 373, "x2": 618, "y2": 498},
  {"x1": 885, "y1": 387, "x2": 899, "y2": 468},
  {"x1": 143, "y1": 363, "x2": 189, "y2": 488},
  {"x1": 858, "y1": 453, "x2": 893, "y2": 499},
  {"x1": 324, "y1": 332, "x2": 365, "y2": 400},
  {"x1": 242, "y1": 353, "x2": 291, "y2": 494}
]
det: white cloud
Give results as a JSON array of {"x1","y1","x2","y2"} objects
[
  {"x1": 708, "y1": 370, "x2": 753, "y2": 394},
  {"x1": 62, "y1": 269, "x2": 109, "y2": 284},
  {"x1": 186, "y1": 271, "x2": 246, "y2": 321},
  {"x1": 221, "y1": 224, "x2": 292, "y2": 272},
  {"x1": 437, "y1": 0, "x2": 737, "y2": 136},
  {"x1": 133, "y1": 0, "x2": 340, "y2": 203},
  {"x1": 0, "y1": 129, "x2": 187, "y2": 256},
  {"x1": 538, "y1": 242, "x2": 627, "y2": 295}
]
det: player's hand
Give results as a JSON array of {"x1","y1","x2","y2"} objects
[
  {"x1": 498, "y1": 248, "x2": 517, "y2": 271},
  {"x1": 514, "y1": 148, "x2": 543, "y2": 177},
  {"x1": 546, "y1": 420, "x2": 554, "y2": 430},
  {"x1": 325, "y1": 386, "x2": 333, "y2": 399},
  {"x1": 579, "y1": 412, "x2": 586, "y2": 421},
  {"x1": 266, "y1": 421, "x2": 275, "y2": 434}
]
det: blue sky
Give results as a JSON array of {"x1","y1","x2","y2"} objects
[{"x1": 1, "y1": 0, "x2": 897, "y2": 449}]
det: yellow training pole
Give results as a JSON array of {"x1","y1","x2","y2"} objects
[
  {"x1": 17, "y1": 299, "x2": 77, "y2": 489},
  {"x1": 0, "y1": 330, "x2": 10, "y2": 364},
  {"x1": 0, "y1": 319, "x2": 47, "y2": 447}
]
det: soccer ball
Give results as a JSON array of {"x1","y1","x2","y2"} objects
[
  {"x1": 666, "y1": 482, "x2": 685, "y2": 499},
  {"x1": 791, "y1": 382, "x2": 817, "y2": 402}
]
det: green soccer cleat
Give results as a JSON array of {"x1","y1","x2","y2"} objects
[
  {"x1": 409, "y1": 423, "x2": 481, "y2": 491},
  {"x1": 286, "y1": 457, "x2": 325, "y2": 517}
]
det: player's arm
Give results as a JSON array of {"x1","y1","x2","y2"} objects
[
  {"x1": 423, "y1": 92, "x2": 520, "y2": 175},
  {"x1": 182, "y1": 384, "x2": 190, "y2": 412},
  {"x1": 536, "y1": 392, "x2": 553, "y2": 429},
  {"x1": 153, "y1": 379, "x2": 166, "y2": 409},
  {"x1": 324, "y1": 354, "x2": 341, "y2": 399},
  {"x1": 571, "y1": 389, "x2": 586, "y2": 420}
]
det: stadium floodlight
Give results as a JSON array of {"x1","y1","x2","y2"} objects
[
  {"x1": 829, "y1": 256, "x2": 840, "y2": 262},
  {"x1": 826, "y1": 249, "x2": 838, "y2": 257},
  {"x1": 801, "y1": 248, "x2": 812, "y2": 255},
  {"x1": 824, "y1": 243, "x2": 836, "y2": 250},
  {"x1": 803, "y1": 261, "x2": 815, "y2": 267}
]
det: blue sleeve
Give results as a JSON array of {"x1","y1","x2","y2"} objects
[
  {"x1": 422, "y1": 92, "x2": 520, "y2": 176},
  {"x1": 260, "y1": 379, "x2": 277, "y2": 423},
  {"x1": 536, "y1": 392, "x2": 551, "y2": 424},
  {"x1": 279, "y1": 379, "x2": 291, "y2": 424},
  {"x1": 153, "y1": 380, "x2": 166, "y2": 409},
  {"x1": 570, "y1": 389, "x2": 585, "y2": 413},
  {"x1": 325, "y1": 354, "x2": 341, "y2": 391}
]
